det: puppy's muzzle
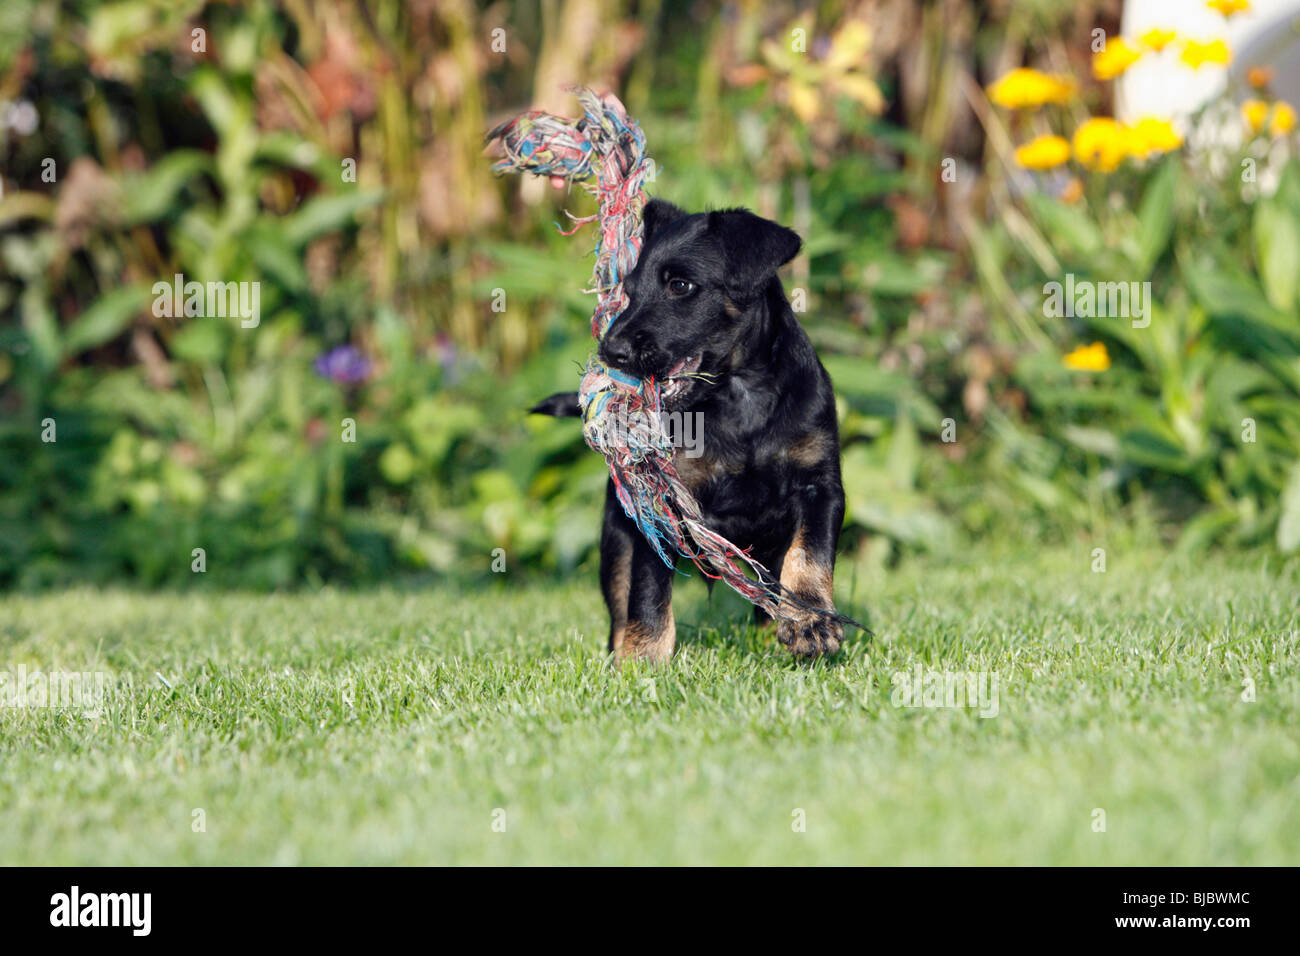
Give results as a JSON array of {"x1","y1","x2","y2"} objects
[{"x1": 598, "y1": 323, "x2": 663, "y2": 378}]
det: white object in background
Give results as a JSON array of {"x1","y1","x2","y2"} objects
[{"x1": 1118, "y1": 0, "x2": 1300, "y2": 126}]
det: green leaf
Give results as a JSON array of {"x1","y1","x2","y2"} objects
[
  {"x1": 1061, "y1": 425, "x2": 1121, "y2": 458},
  {"x1": 1119, "y1": 427, "x2": 1192, "y2": 473},
  {"x1": 1025, "y1": 193, "x2": 1103, "y2": 257},
  {"x1": 1273, "y1": 158, "x2": 1300, "y2": 219},
  {"x1": 20, "y1": 285, "x2": 61, "y2": 373},
  {"x1": 282, "y1": 191, "x2": 384, "y2": 248},
  {"x1": 245, "y1": 226, "x2": 308, "y2": 292},
  {"x1": 885, "y1": 412, "x2": 919, "y2": 491},
  {"x1": 1176, "y1": 505, "x2": 1239, "y2": 554},
  {"x1": 858, "y1": 251, "x2": 948, "y2": 297},
  {"x1": 380, "y1": 443, "x2": 418, "y2": 485},
  {"x1": 188, "y1": 68, "x2": 250, "y2": 140},
  {"x1": 121, "y1": 151, "x2": 211, "y2": 224},
  {"x1": 62, "y1": 283, "x2": 151, "y2": 357},
  {"x1": 1253, "y1": 198, "x2": 1300, "y2": 312},
  {"x1": 1186, "y1": 265, "x2": 1300, "y2": 356},
  {"x1": 821, "y1": 355, "x2": 913, "y2": 419},
  {"x1": 1135, "y1": 158, "x2": 1177, "y2": 276},
  {"x1": 1278, "y1": 460, "x2": 1300, "y2": 552},
  {"x1": 170, "y1": 317, "x2": 228, "y2": 365}
]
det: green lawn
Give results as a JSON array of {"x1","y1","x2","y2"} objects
[{"x1": 1, "y1": 546, "x2": 1297, "y2": 865}]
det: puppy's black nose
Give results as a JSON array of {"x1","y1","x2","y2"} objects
[
  {"x1": 599, "y1": 333, "x2": 635, "y2": 372},
  {"x1": 599, "y1": 326, "x2": 655, "y2": 374}
]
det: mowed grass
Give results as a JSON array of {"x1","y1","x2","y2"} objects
[{"x1": 1, "y1": 546, "x2": 1297, "y2": 865}]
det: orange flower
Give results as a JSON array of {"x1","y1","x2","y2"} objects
[{"x1": 1247, "y1": 66, "x2": 1273, "y2": 89}]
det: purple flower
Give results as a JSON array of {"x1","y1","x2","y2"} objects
[
  {"x1": 314, "y1": 345, "x2": 372, "y2": 385},
  {"x1": 434, "y1": 332, "x2": 461, "y2": 383}
]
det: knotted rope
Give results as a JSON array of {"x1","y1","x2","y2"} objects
[{"x1": 488, "y1": 87, "x2": 844, "y2": 624}]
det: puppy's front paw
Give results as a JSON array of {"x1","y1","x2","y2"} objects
[{"x1": 777, "y1": 612, "x2": 843, "y2": 658}]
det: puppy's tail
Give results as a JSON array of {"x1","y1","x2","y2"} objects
[{"x1": 529, "y1": 391, "x2": 581, "y2": 417}]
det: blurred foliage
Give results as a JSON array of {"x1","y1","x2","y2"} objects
[
  {"x1": 970, "y1": 12, "x2": 1300, "y2": 556},
  {"x1": 1, "y1": 0, "x2": 1297, "y2": 590}
]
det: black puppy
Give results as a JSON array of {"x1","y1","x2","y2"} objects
[{"x1": 532, "y1": 199, "x2": 846, "y2": 663}]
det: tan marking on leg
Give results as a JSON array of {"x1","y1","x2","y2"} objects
[
  {"x1": 777, "y1": 528, "x2": 840, "y2": 657},
  {"x1": 779, "y1": 528, "x2": 833, "y2": 606},
  {"x1": 617, "y1": 607, "x2": 676, "y2": 664}
]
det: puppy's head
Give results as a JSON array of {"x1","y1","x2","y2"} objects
[{"x1": 597, "y1": 199, "x2": 801, "y2": 409}]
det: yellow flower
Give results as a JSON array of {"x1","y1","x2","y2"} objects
[
  {"x1": 1073, "y1": 117, "x2": 1127, "y2": 172},
  {"x1": 1125, "y1": 117, "x2": 1183, "y2": 159},
  {"x1": 1015, "y1": 134, "x2": 1071, "y2": 170},
  {"x1": 1271, "y1": 102, "x2": 1297, "y2": 137},
  {"x1": 1064, "y1": 343, "x2": 1111, "y2": 372},
  {"x1": 1242, "y1": 98, "x2": 1269, "y2": 134},
  {"x1": 787, "y1": 81, "x2": 820, "y2": 123},
  {"x1": 824, "y1": 19, "x2": 873, "y2": 72},
  {"x1": 834, "y1": 72, "x2": 885, "y2": 113},
  {"x1": 1206, "y1": 0, "x2": 1251, "y2": 15},
  {"x1": 1140, "y1": 28, "x2": 1177, "y2": 52},
  {"x1": 987, "y1": 68, "x2": 1076, "y2": 109},
  {"x1": 760, "y1": 17, "x2": 885, "y2": 124},
  {"x1": 1180, "y1": 39, "x2": 1231, "y2": 69},
  {"x1": 1092, "y1": 37, "x2": 1142, "y2": 80}
]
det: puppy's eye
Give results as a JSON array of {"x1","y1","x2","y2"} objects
[{"x1": 667, "y1": 277, "x2": 696, "y2": 297}]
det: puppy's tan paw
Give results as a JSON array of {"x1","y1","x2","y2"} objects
[
  {"x1": 777, "y1": 613, "x2": 843, "y2": 657},
  {"x1": 616, "y1": 614, "x2": 676, "y2": 665}
]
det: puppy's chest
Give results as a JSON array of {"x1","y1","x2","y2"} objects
[{"x1": 672, "y1": 443, "x2": 801, "y2": 528}]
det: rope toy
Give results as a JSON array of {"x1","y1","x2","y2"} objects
[{"x1": 488, "y1": 87, "x2": 850, "y2": 626}]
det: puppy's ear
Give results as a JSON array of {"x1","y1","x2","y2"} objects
[
  {"x1": 641, "y1": 198, "x2": 687, "y2": 243},
  {"x1": 707, "y1": 209, "x2": 801, "y2": 296}
]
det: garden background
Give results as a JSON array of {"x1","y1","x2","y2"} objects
[{"x1": 4, "y1": 0, "x2": 1299, "y2": 590}]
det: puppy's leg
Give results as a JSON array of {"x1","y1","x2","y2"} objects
[
  {"x1": 601, "y1": 480, "x2": 677, "y2": 663},
  {"x1": 776, "y1": 480, "x2": 845, "y2": 657},
  {"x1": 600, "y1": 482, "x2": 634, "y2": 654},
  {"x1": 620, "y1": 529, "x2": 677, "y2": 664}
]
